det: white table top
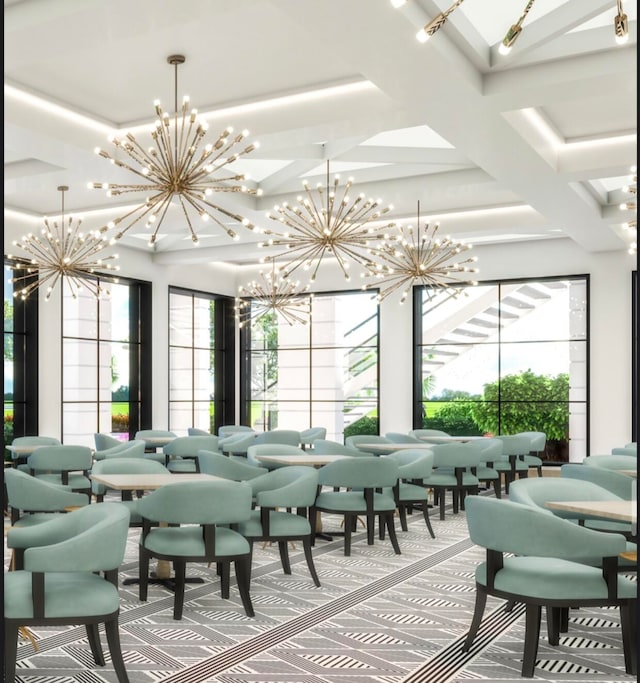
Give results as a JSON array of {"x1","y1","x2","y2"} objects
[
  {"x1": 89, "y1": 472, "x2": 222, "y2": 490},
  {"x1": 619, "y1": 470, "x2": 637, "y2": 478},
  {"x1": 355, "y1": 442, "x2": 434, "y2": 453},
  {"x1": 254, "y1": 454, "x2": 350, "y2": 467},
  {"x1": 545, "y1": 500, "x2": 637, "y2": 523},
  {"x1": 417, "y1": 435, "x2": 486, "y2": 443},
  {"x1": 8, "y1": 444, "x2": 46, "y2": 455}
]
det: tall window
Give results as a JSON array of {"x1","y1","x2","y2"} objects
[
  {"x1": 415, "y1": 276, "x2": 588, "y2": 462},
  {"x1": 168, "y1": 288, "x2": 234, "y2": 434},
  {"x1": 241, "y1": 290, "x2": 379, "y2": 442},
  {"x1": 62, "y1": 277, "x2": 151, "y2": 447},
  {"x1": 3, "y1": 262, "x2": 38, "y2": 455}
]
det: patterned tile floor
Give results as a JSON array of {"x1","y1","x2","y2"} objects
[{"x1": 4, "y1": 492, "x2": 637, "y2": 683}]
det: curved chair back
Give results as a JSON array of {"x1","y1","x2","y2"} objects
[
  {"x1": 93, "y1": 433, "x2": 123, "y2": 451},
  {"x1": 12, "y1": 435, "x2": 60, "y2": 448},
  {"x1": 385, "y1": 432, "x2": 422, "y2": 444},
  {"x1": 218, "y1": 424, "x2": 255, "y2": 439},
  {"x1": 219, "y1": 431, "x2": 257, "y2": 456},
  {"x1": 386, "y1": 448, "x2": 434, "y2": 478},
  {"x1": 493, "y1": 434, "x2": 531, "y2": 456},
  {"x1": 318, "y1": 455, "x2": 399, "y2": 489},
  {"x1": 4, "y1": 468, "x2": 89, "y2": 527},
  {"x1": 583, "y1": 454, "x2": 638, "y2": 471},
  {"x1": 518, "y1": 431, "x2": 546, "y2": 453},
  {"x1": 197, "y1": 450, "x2": 267, "y2": 480},
  {"x1": 476, "y1": 438, "x2": 503, "y2": 462},
  {"x1": 163, "y1": 435, "x2": 219, "y2": 471},
  {"x1": 247, "y1": 443, "x2": 307, "y2": 468},
  {"x1": 249, "y1": 465, "x2": 319, "y2": 509},
  {"x1": 253, "y1": 429, "x2": 302, "y2": 447},
  {"x1": 93, "y1": 439, "x2": 146, "y2": 461},
  {"x1": 611, "y1": 446, "x2": 637, "y2": 456},
  {"x1": 344, "y1": 435, "x2": 392, "y2": 452},
  {"x1": 27, "y1": 445, "x2": 93, "y2": 495},
  {"x1": 187, "y1": 427, "x2": 210, "y2": 436},
  {"x1": 429, "y1": 441, "x2": 484, "y2": 469},
  {"x1": 299, "y1": 427, "x2": 327, "y2": 448},
  {"x1": 509, "y1": 477, "x2": 623, "y2": 521},
  {"x1": 561, "y1": 463, "x2": 635, "y2": 500},
  {"x1": 408, "y1": 429, "x2": 449, "y2": 440},
  {"x1": 313, "y1": 439, "x2": 372, "y2": 457}
]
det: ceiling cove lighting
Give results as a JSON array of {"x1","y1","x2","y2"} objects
[
  {"x1": 415, "y1": 0, "x2": 467, "y2": 43},
  {"x1": 235, "y1": 261, "x2": 311, "y2": 328},
  {"x1": 614, "y1": 0, "x2": 629, "y2": 44},
  {"x1": 363, "y1": 201, "x2": 478, "y2": 303},
  {"x1": 499, "y1": 0, "x2": 536, "y2": 55},
  {"x1": 90, "y1": 55, "x2": 262, "y2": 248},
  {"x1": 7, "y1": 186, "x2": 119, "y2": 301},
  {"x1": 257, "y1": 160, "x2": 396, "y2": 283}
]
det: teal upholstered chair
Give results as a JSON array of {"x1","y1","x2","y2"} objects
[
  {"x1": 219, "y1": 431, "x2": 257, "y2": 458},
  {"x1": 491, "y1": 434, "x2": 530, "y2": 493},
  {"x1": 516, "y1": 431, "x2": 546, "y2": 476},
  {"x1": 299, "y1": 426, "x2": 327, "y2": 450},
  {"x1": 247, "y1": 443, "x2": 307, "y2": 469},
  {"x1": 162, "y1": 435, "x2": 219, "y2": 472},
  {"x1": 235, "y1": 466, "x2": 321, "y2": 586},
  {"x1": 137, "y1": 479, "x2": 254, "y2": 620},
  {"x1": 421, "y1": 442, "x2": 481, "y2": 520},
  {"x1": 473, "y1": 438, "x2": 502, "y2": 498},
  {"x1": 4, "y1": 503, "x2": 131, "y2": 683},
  {"x1": 407, "y1": 429, "x2": 449, "y2": 442},
  {"x1": 612, "y1": 442, "x2": 637, "y2": 456},
  {"x1": 27, "y1": 445, "x2": 93, "y2": 496},
  {"x1": 134, "y1": 429, "x2": 177, "y2": 463},
  {"x1": 94, "y1": 433, "x2": 123, "y2": 451},
  {"x1": 4, "y1": 469, "x2": 90, "y2": 568},
  {"x1": 93, "y1": 439, "x2": 146, "y2": 461},
  {"x1": 583, "y1": 454, "x2": 638, "y2": 471},
  {"x1": 90, "y1": 458, "x2": 170, "y2": 525},
  {"x1": 509, "y1": 475, "x2": 636, "y2": 541},
  {"x1": 310, "y1": 456, "x2": 401, "y2": 556},
  {"x1": 187, "y1": 427, "x2": 210, "y2": 436},
  {"x1": 385, "y1": 432, "x2": 423, "y2": 444},
  {"x1": 462, "y1": 496, "x2": 636, "y2": 678},
  {"x1": 386, "y1": 448, "x2": 435, "y2": 538},
  {"x1": 218, "y1": 424, "x2": 255, "y2": 439},
  {"x1": 344, "y1": 434, "x2": 394, "y2": 454},
  {"x1": 9, "y1": 436, "x2": 61, "y2": 467},
  {"x1": 561, "y1": 463, "x2": 635, "y2": 500},
  {"x1": 197, "y1": 450, "x2": 267, "y2": 481},
  {"x1": 313, "y1": 439, "x2": 373, "y2": 457},
  {"x1": 253, "y1": 429, "x2": 302, "y2": 447}
]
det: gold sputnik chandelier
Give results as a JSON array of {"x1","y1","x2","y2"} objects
[
  {"x1": 363, "y1": 201, "x2": 478, "y2": 303},
  {"x1": 257, "y1": 160, "x2": 396, "y2": 283},
  {"x1": 235, "y1": 261, "x2": 311, "y2": 328},
  {"x1": 90, "y1": 55, "x2": 261, "y2": 247},
  {"x1": 7, "y1": 186, "x2": 119, "y2": 301}
]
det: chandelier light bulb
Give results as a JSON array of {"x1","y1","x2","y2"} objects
[{"x1": 614, "y1": 0, "x2": 629, "y2": 44}]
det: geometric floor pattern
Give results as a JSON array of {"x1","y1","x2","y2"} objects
[{"x1": 5, "y1": 492, "x2": 637, "y2": 683}]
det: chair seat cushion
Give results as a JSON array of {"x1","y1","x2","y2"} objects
[
  {"x1": 166, "y1": 459, "x2": 198, "y2": 473},
  {"x1": 4, "y1": 571, "x2": 120, "y2": 619},
  {"x1": 426, "y1": 471, "x2": 480, "y2": 486},
  {"x1": 314, "y1": 490, "x2": 396, "y2": 513},
  {"x1": 522, "y1": 455, "x2": 543, "y2": 466},
  {"x1": 584, "y1": 519, "x2": 633, "y2": 534},
  {"x1": 475, "y1": 466, "x2": 499, "y2": 480},
  {"x1": 34, "y1": 473, "x2": 91, "y2": 490},
  {"x1": 397, "y1": 482, "x2": 429, "y2": 502},
  {"x1": 475, "y1": 556, "x2": 637, "y2": 601},
  {"x1": 11, "y1": 513, "x2": 66, "y2": 528},
  {"x1": 142, "y1": 525, "x2": 250, "y2": 557},
  {"x1": 236, "y1": 510, "x2": 312, "y2": 539},
  {"x1": 490, "y1": 460, "x2": 528, "y2": 472}
]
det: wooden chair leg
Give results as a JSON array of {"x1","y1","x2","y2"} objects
[
  {"x1": 86, "y1": 623, "x2": 105, "y2": 665},
  {"x1": 234, "y1": 558, "x2": 255, "y2": 617},
  {"x1": 173, "y1": 560, "x2": 186, "y2": 620},
  {"x1": 302, "y1": 538, "x2": 321, "y2": 587},
  {"x1": 522, "y1": 604, "x2": 542, "y2": 677},
  {"x1": 104, "y1": 617, "x2": 130, "y2": 683},
  {"x1": 462, "y1": 588, "x2": 487, "y2": 651}
]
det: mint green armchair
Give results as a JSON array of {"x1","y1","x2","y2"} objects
[
  {"x1": 462, "y1": 496, "x2": 636, "y2": 678},
  {"x1": 4, "y1": 503, "x2": 131, "y2": 683}
]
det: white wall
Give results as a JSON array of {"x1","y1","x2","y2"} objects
[{"x1": 26, "y1": 236, "x2": 636, "y2": 455}]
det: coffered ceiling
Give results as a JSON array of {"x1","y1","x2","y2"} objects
[{"x1": 4, "y1": 0, "x2": 638, "y2": 266}]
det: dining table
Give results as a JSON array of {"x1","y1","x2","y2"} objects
[
  {"x1": 544, "y1": 499, "x2": 637, "y2": 524},
  {"x1": 89, "y1": 471, "x2": 223, "y2": 589},
  {"x1": 355, "y1": 442, "x2": 435, "y2": 455},
  {"x1": 416, "y1": 435, "x2": 487, "y2": 444}
]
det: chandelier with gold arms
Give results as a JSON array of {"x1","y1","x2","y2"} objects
[
  {"x1": 7, "y1": 186, "x2": 119, "y2": 301},
  {"x1": 90, "y1": 55, "x2": 261, "y2": 248},
  {"x1": 257, "y1": 160, "x2": 396, "y2": 283},
  {"x1": 235, "y1": 260, "x2": 311, "y2": 328},
  {"x1": 363, "y1": 201, "x2": 478, "y2": 303}
]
